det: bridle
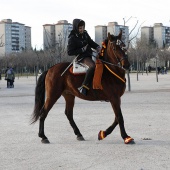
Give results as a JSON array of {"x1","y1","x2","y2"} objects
[
  {"x1": 98, "y1": 39, "x2": 128, "y2": 70},
  {"x1": 97, "y1": 39, "x2": 128, "y2": 83},
  {"x1": 109, "y1": 39, "x2": 128, "y2": 65},
  {"x1": 102, "y1": 38, "x2": 129, "y2": 83}
]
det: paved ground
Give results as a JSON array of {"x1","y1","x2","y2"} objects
[{"x1": 0, "y1": 72, "x2": 170, "y2": 170}]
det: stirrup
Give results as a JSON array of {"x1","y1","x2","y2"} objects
[{"x1": 78, "y1": 85, "x2": 89, "y2": 96}]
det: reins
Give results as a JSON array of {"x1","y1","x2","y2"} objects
[
  {"x1": 99, "y1": 40, "x2": 125, "y2": 70},
  {"x1": 97, "y1": 39, "x2": 126, "y2": 83},
  {"x1": 104, "y1": 64, "x2": 126, "y2": 83},
  {"x1": 99, "y1": 59, "x2": 125, "y2": 70},
  {"x1": 91, "y1": 55, "x2": 126, "y2": 83}
]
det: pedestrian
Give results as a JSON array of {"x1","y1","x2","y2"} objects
[
  {"x1": 67, "y1": 18, "x2": 101, "y2": 96},
  {"x1": 5, "y1": 67, "x2": 15, "y2": 88},
  {"x1": 161, "y1": 66, "x2": 164, "y2": 74},
  {"x1": 164, "y1": 66, "x2": 167, "y2": 74},
  {"x1": 5, "y1": 67, "x2": 10, "y2": 88},
  {"x1": 148, "y1": 65, "x2": 151, "y2": 73},
  {"x1": 157, "y1": 67, "x2": 161, "y2": 74},
  {"x1": 0, "y1": 70, "x2": 1, "y2": 89}
]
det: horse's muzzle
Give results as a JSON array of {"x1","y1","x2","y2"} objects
[{"x1": 121, "y1": 57, "x2": 130, "y2": 70}]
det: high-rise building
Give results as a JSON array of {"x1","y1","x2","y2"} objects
[
  {"x1": 95, "y1": 22, "x2": 129, "y2": 46},
  {"x1": 107, "y1": 22, "x2": 129, "y2": 46},
  {"x1": 153, "y1": 23, "x2": 170, "y2": 48},
  {"x1": 43, "y1": 24, "x2": 55, "y2": 50},
  {"x1": 95, "y1": 25, "x2": 107, "y2": 46},
  {"x1": 141, "y1": 23, "x2": 170, "y2": 48},
  {"x1": 25, "y1": 26, "x2": 32, "y2": 50},
  {"x1": 141, "y1": 26, "x2": 153, "y2": 43},
  {"x1": 43, "y1": 20, "x2": 72, "y2": 50},
  {"x1": 0, "y1": 19, "x2": 31, "y2": 56}
]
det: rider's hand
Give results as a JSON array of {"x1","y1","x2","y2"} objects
[
  {"x1": 82, "y1": 44, "x2": 88, "y2": 52},
  {"x1": 96, "y1": 46, "x2": 102, "y2": 54}
]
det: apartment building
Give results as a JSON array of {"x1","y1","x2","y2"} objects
[
  {"x1": 141, "y1": 26, "x2": 153, "y2": 43},
  {"x1": 95, "y1": 22, "x2": 129, "y2": 46},
  {"x1": 43, "y1": 20, "x2": 72, "y2": 50},
  {"x1": 43, "y1": 24, "x2": 55, "y2": 50},
  {"x1": 0, "y1": 19, "x2": 31, "y2": 56},
  {"x1": 141, "y1": 23, "x2": 170, "y2": 48},
  {"x1": 25, "y1": 26, "x2": 32, "y2": 50},
  {"x1": 95, "y1": 25, "x2": 107, "y2": 47},
  {"x1": 154, "y1": 23, "x2": 170, "y2": 48}
]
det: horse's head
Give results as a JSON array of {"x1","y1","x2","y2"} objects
[{"x1": 104, "y1": 30, "x2": 130, "y2": 70}]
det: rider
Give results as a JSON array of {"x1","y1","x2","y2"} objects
[{"x1": 67, "y1": 19, "x2": 101, "y2": 96}]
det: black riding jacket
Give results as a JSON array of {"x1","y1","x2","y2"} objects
[{"x1": 67, "y1": 19, "x2": 99, "y2": 60}]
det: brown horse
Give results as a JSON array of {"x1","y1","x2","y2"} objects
[{"x1": 31, "y1": 31, "x2": 134, "y2": 144}]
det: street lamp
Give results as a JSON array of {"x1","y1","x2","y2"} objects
[
  {"x1": 34, "y1": 46, "x2": 39, "y2": 85},
  {"x1": 155, "y1": 53, "x2": 159, "y2": 82},
  {"x1": 137, "y1": 55, "x2": 139, "y2": 81}
]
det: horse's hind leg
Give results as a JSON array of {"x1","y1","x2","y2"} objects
[
  {"x1": 39, "y1": 90, "x2": 62, "y2": 143},
  {"x1": 63, "y1": 93, "x2": 85, "y2": 141}
]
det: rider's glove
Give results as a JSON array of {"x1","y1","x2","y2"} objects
[
  {"x1": 96, "y1": 46, "x2": 102, "y2": 54},
  {"x1": 82, "y1": 44, "x2": 88, "y2": 52}
]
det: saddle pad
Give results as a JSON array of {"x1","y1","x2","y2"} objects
[
  {"x1": 93, "y1": 59, "x2": 103, "y2": 90},
  {"x1": 69, "y1": 66, "x2": 86, "y2": 75},
  {"x1": 69, "y1": 59, "x2": 103, "y2": 90},
  {"x1": 73, "y1": 61, "x2": 88, "y2": 74}
]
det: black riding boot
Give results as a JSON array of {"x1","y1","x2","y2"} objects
[
  {"x1": 78, "y1": 67, "x2": 95, "y2": 96},
  {"x1": 78, "y1": 85, "x2": 89, "y2": 96}
]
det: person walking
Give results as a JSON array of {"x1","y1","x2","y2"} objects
[{"x1": 5, "y1": 67, "x2": 15, "y2": 88}]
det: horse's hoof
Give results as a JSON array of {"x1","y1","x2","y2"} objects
[
  {"x1": 124, "y1": 136, "x2": 135, "y2": 144},
  {"x1": 77, "y1": 136, "x2": 85, "y2": 141},
  {"x1": 41, "y1": 138, "x2": 50, "y2": 144},
  {"x1": 98, "y1": 130, "x2": 106, "y2": 140},
  {"x1": 129, "y1": 140, "x2": 135, "y2": 144}
]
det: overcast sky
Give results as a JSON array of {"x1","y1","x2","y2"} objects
[{"x1": 1, "y1": 0, "x2": 170, "y2": 49}]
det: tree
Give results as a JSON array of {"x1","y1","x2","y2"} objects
[
  {"x1": 0, "y1": 34, "x2": 5, "y2": 47},
  {"x1": 43, "y1": 27, "x2": 72, "y2": 65}
]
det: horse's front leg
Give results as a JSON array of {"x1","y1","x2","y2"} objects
[
  {"x1": 98, "y1": 117, "x2": 118, "y2": 140},
  {"x1": 98, "y1": 98, "x2": 134, "y2": 144}
]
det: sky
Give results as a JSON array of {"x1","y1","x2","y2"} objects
[{"x1": 1, "y1": 0, "x2": 170, "y2": 49}]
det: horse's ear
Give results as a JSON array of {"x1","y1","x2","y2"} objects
[
  {"x1": 118, "y1": 29, "x2": 122, "y2": 39},
  {"x1": 108, "y1": 32, "x2": 111, "y2": 40}
]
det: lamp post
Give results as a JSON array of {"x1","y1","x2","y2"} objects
[
  {"x1": 155, "y1": 54, "x2": 158, "y2": 82},
  {"x1": 137, "y1": 55, "x2": 139, "y2": 81},
  {"x1": 34, "y1": 47, "x2": 39, "y2": 85},
  {"x1": 58, "y1": 33, "x2": 61, "y2": 63},
  {"x1": 146, "y1": 58, "x2": 148, "y2": 75}
]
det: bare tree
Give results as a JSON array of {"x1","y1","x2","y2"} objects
[
  {"x1": 122, "y1": 17, "x2": 141, "y2": 91},
  {"x1": 158, "y1": 48, "x2": 170, "y2": 68},
  {"x1": 0, "y1": 34, "x2": 5, "y2": 47},
  {"x1": 43, "y1": 27, "x2": 72, "y2": 64}
]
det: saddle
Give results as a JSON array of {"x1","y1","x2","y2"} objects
[
  {"x1": 72, "y1": 60, "x2": 89, "y2": 74},
  {"x1": 69, "y1": 59, "x2": 103, "y2": 90},
  {"x1": 70, "y1": 52, "x2": 97, "y2": 74}
]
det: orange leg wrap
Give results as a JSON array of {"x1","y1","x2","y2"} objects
[
  {"x1": 124, "y1": 136, "x2": 134, "y2": 144},
  {"x1": 98, "y1": 130, "x2": 106, "y2": 140}
]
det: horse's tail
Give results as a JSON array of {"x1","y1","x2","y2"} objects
[{"x1": 31, "y1": 70, "x2": 48, "y2": 124}]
